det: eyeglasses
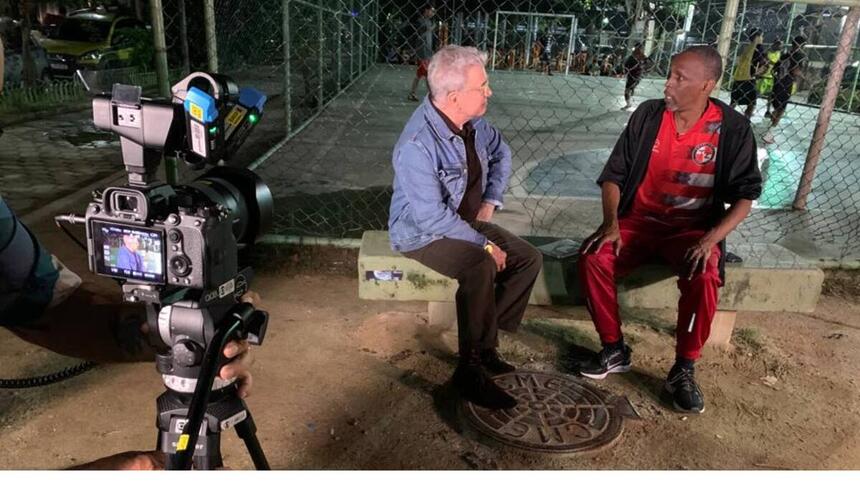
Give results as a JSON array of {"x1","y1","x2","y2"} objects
[{"x1": 459, "y1": 84, "x2": 491, "y2": 95}]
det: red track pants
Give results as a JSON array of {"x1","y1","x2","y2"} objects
[{"x1": 578, "y1": 213, "x2": 721, "y2": 360}]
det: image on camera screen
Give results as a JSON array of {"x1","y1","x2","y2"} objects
[{"x1": 92, "y1": 222, "x2": 165, "y2": 283}]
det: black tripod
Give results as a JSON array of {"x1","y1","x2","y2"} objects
[{"x1": 155, "y1": 303, "x2": 270, "y2": 470}]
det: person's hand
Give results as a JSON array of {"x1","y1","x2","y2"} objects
[
  {"x1": 684, "y1": 237, "x2": 717, "y2": 280},
  {"x1": 70, "y1": 450, "x2": 165, "y2": 470},
  {"x1": 476, "y1": 202, "x2": 496, "y2": 222},
  {"x1": 580, "y1": 222, "x2": 622, "y2": 255},
  {"x1": 487, "y1": 241, "x2": 507, "y2": 272},
  {"x1": 219, "y1": 291, "x2": 262, "y2": 398}
]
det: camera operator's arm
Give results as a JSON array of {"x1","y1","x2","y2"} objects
[
  {"x1": 2, "y1": 195, "x2": 255, "y2": 397},
  {"x1": 12, "y1": 289, "x2": 257, "y2": 397}
]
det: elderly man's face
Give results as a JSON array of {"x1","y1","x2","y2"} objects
[
  {"x1": 123, "y1": 235, "x2": 140, "y2": 252},
  {"x1": 453, "y1": 64, "x2": 492, "y2": 119},
  {"x1": 664, "y1": 52, "x2": 714, "y2": 112}
]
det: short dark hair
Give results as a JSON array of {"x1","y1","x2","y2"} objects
[
  {"x1": 793, "y1": 35, "x2": 807, "y2": 46},
  {"x1": 678, "y1": 46, "x2": 723, "y2": 81},
  {"x1": 748, "y1": 28, "x2": 763, "y2": 40}
]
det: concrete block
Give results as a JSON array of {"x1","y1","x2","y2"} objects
[
  {"x1": 358, "y1": 231, "x2": 824, "y2": 314},
  {"x1": 428, "y1": 301, "x2": 456, "y2": 329},
  {"x1": 357, "y1": 231, "x2": 564, "y2": 305},
  {"x1": 707, "y1": 310, "x2": 737, "y2": 350}
]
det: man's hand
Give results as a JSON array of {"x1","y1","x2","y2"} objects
[
  {"x1": 487, "y1": 241, "x2": 507, "y2": 272},
  {"x1": 580, "y1": 222, "x2": 622, "y2": 255},
  {"x1": 70, "y1": 450, "x2": 165, "y2": 470},
  {"x1": 476, "y1": 202, "x2": 496, "y2": 222},
  {"x1": 219, "y1": 291, "x2": 261, "y2": 398},
  {"x1": 684, "y1": 237, "x2": 717, "y2": 280}
]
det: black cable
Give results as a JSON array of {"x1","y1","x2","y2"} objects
[
  {"x1": 54, "y1": 218, "x2": 88, "y2": 252},
  {"x1": 0, "y1": 361, "x2": 98, "y2": 389},
  {"x1": 0, "y1": 217, "x2": 94, "y2": 389}
]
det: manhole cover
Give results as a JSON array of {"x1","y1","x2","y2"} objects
[{"x1": 462, "y1": 371, "x2": 638, "y2": 453}]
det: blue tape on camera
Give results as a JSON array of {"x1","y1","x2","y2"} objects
[
  {"x1": 238, "y1": 87, "x2": 267, "y2": 112},
  {"x1": 184, "y1": 87, "x2": 218, "y2": 123}
]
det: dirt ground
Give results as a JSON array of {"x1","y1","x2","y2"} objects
[{"x1": 1, "y1": 217, "x2": 859, "y2": 469}]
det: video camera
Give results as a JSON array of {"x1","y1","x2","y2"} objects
[{"x1": 57, "y1": 71, "x2": 274, "y2": 469}]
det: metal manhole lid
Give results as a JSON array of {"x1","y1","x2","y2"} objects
[{"x1": 462, "y1": 371, "x2": 638, "y2": 454}]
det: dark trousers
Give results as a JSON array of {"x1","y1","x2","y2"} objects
[{"x1": 403, "y1": 221, "x2": 543, "y2": 358}]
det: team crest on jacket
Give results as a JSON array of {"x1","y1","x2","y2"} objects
[{"x1": 692, "y1": 143, "x2": 717, "y2": 165}]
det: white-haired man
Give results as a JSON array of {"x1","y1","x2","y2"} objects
[{"x1": 388, "y1": 45, "x2": 543, "y2": 409}]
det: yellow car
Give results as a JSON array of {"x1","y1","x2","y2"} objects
[{"x1": 38, "y1": 11, "x2": 149, "y2": 77}]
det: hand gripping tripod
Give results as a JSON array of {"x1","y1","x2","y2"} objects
[{"x1": 153, "y1": 301, "x2": 270, "y2": 470}]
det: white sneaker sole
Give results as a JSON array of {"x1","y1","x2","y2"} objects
[{"x1": 579, "y1": 364, "x2": 631, "y2": 380}]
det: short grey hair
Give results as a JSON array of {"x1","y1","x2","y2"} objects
[{"x1": 427, "y1": 45, "x2": 488, "y2": 101}]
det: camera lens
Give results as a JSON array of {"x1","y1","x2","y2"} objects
[
  {"x1": 190, "y1": 166, "x2": 273, "y2": 245},
  {"x1": 170, "y1": 255, "x2": 192, "y2": 277}
]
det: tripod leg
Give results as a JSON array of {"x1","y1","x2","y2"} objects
[{"x1": 235, "y1": 411, "x2": 270, "y2": 470}]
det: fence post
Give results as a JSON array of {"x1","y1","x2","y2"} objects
[
  {"x1": 793, "y1": 6, "x2": 860, "y2": 210},
  {"x1": 359, "y1": 6, "x2": 364, "y2": 74},
  {"x1": 350, "y1": 0, "x2": 355, "y2": 78},
  {"x1": 204, "y1": 0, "x2": 219, "y2": 72},
  {"x1": 148, "y1": 0, "x2": 171, "y2": 98},
  {"x1": 714, "y1": 0, "x2": 740, "y2": 91},
  {"x1": 729, "y1": 0, "x2": 748, "y2": 76},
  {"x1": 318, "y1": 6, "x2": 324, "y2": 110},
  {"x1": 566, "y1": 16, "x2": 575, "y2": 76},
  {"x1": 337, "y1": 12, "x2": 343, "y2": 89},
  {"x1": 179, "y1": 0, "x2": 191, "y2": 74},
  {"x1": 491, "y1": 11, "x2": 499, "y2": 71},
  {"x1": 283, "y1": 0, "x2": 292, "y2": 135},
  {"x1": 784, "y1": 2, "x2": 797, "y2": 45},
  {"x1": 374, "y1": 0, "x2": 379, "y2": 65}
]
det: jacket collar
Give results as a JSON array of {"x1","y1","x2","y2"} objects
[{"x1": 422, "y1": 96, "x2": 463, "y2": 141}]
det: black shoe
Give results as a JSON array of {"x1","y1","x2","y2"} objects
[
  {"x1": 480, "y1": 348, "x2": 516, "y2": 375},
  {"x1": 579, "y1": 344, "x2": 632, "y2": 380},
  {"x1": 665, "y1": 365, "x2": 705, "y2": 414},
  {"x1": 452, "y1": 364, "x2": 517, "y2": 410}
]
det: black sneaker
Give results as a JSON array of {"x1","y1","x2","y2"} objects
[
  {"x1": 480, "y1": 348, "x2": 516, "y2": 375},
  {"x1": 665, "y1": 365, "x2": 705, "y2": 414},
  {"x1": 452, "y1": 364, "x2": 517, "y2": 410},
  {"x1": 579, "y1": 344, "x2": 632, "y2": 380}
]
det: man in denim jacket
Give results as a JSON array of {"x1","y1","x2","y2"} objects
[{"x1": 389, "y1": 45, "x2": 542, "y2": 409}]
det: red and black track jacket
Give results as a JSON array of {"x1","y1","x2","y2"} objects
[{"x1": 596, "y1": 98, "x2": 763, "y2": 283}]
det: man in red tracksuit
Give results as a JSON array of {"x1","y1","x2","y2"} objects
[{"x1": 577, "y1": 46, "x2": 762, "y2": 414}]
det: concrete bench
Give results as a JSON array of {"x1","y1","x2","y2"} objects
[{"x1": 357, "y1": 230, "x2": 824, "y2": 349}]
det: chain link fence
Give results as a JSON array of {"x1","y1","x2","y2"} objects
[{"x1": 153, "y1": 0, "x2": 860, "y2": 264}]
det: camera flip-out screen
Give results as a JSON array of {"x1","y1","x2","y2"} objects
[{"x1": 92, "y1": 221, "x2": 166, "y2": 284}]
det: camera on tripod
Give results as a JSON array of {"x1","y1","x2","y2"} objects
[{"x1": 57, "y1": 71, "x2": 274, "y2": 469}]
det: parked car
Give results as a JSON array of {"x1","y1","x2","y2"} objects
[
  {"x1": 37, "y1": 10, "x2": 150, "y2": 77},
  {"x1": 2, "y1": 17, "x2": 52, "y2": 87}
]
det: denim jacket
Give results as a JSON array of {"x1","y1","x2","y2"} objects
[{"x1": 388, "y1": 96, "x2": 512, "y2": 252}]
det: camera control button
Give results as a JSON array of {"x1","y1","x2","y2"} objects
[{"x1": 169, "y1": 255, "x2": 192, "y2": 277}]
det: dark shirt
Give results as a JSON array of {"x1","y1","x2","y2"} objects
[
  {"x1": 625, "y1": 54, "x2": 644, "y2": 78},
  {"x1": 751, "y1": 44, "x2": 767, "y2": 77},
  {"x1": 432, "y1": 103, "x2": 483, "y2": 222},
  {"x1": 775, "y1": 48, "x2": 807, "y2": 82}
]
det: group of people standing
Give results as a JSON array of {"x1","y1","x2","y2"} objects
[{"x1": 730, "y1": 28, "x2": 808, "y2": 145}]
